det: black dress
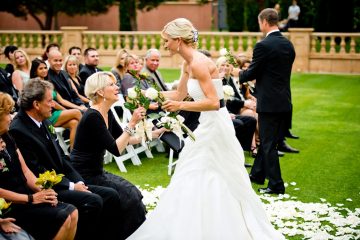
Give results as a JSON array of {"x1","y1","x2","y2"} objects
[
  {"x1": 70, "y1": 108, "x2": 146, "y2": 239},
  {"x1": 0, "y1": 133, "x2": 76, "y2": 240}
]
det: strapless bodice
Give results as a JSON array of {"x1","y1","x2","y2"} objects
[{"x1": 187, "y1": 78, "x2": 224, "y2": 102}]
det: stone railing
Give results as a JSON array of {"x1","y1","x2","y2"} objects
[{"x1": 1, "y1": 27, "x2": 359, "y2": 73}]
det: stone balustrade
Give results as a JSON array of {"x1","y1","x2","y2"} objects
[{"x1": 1, "y1": 27, "x2": 359, "y2": 73}]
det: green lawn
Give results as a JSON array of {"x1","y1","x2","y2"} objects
[{"x1": 105, "y1": 72, "x2": 360, "y2": 211}]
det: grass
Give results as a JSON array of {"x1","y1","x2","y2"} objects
[{"x1": 105, "y1": 72, "x2": 360, "y2": 212}]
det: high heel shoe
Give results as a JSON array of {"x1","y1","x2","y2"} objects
[{"x1": 250, "y1": 146, "x2": 257, "y2": 158}]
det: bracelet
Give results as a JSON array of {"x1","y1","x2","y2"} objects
[
  {"x1": 124, "y1": 126, "x2": 135, "y2": 136},
  {"x1": 28, "y1": 194, "x2": 33, "y2": 204}
]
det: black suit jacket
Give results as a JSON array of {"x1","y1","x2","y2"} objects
[
  {"x1": 79, "y1": 64, "x2": 102, "y2": 85},
  {"x1": 48, "y1": 69, "x2": 84, "y2": 106},
  {"x1": 240, "y1": 31, "x2": 295, "y2": 113},
  {"x1": 9, "y1": 109, "x2": 84, "y2": 190}
]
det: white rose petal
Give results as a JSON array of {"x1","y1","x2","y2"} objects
[
  {"x1": 346, "y1": 198, "x2": 353, "y2": 202},
  {"x1": 145, "y1": 87, "x2": 159, "y2": 100},
  {"x1": 219, "y1": 48, "x2": 228, "y2": 56},
  {"x1": 290, "y1": 182, "x2": 297, "y2": 186},
  {"x1": 127, "y1": 87, "x2": 137, "y2": 99}
]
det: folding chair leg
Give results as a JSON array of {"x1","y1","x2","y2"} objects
[{"x1": 168, "y1": 149, "x2": 174, "y2": 175}]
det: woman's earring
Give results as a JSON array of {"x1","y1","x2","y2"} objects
[{"x1": 177, "y1": 44, "x2": 180, "y2": 52}]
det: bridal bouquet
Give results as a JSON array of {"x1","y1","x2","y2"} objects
[
  {"x1": 35, "y1": 169, "x2": 64, "y2": 189},
  {"x1": 145, "y1": 87, "x2": 196, "y2": 141},
  {"x1": 219, "y1": 48, "x2": 238, "y2": 67},
  {"x1": 0, "y1": 198, "x2": 11, "y2": 216}
]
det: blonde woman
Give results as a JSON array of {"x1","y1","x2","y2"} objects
[
  {"x1": 11, "y1": 49, "x2": 31, "y2": 92},
  {"x1": 128, "y1": 18, "x2": 284, "y2": 240},
  {"x1": 63, "y1": 55, "x2": 90, "y2": 104},
  {"x1": 111, "y1": 49, "x2": 129, "y2": 85}
]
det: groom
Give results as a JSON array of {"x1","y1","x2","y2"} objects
[{"x1": 239, "y1": 8, "x2": 295, "y2": 194}]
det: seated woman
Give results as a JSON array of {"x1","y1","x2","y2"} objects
[
  {"x1": 70, "y1": 72, "x2": 166, "y2": 239},
  {"x1": 111, "y1": 49, "x2": 129, "y2": 86},
  {"x1": 0, "y1": 92, "x2": 78, "y2": 240},
  {"x1": 11, "y1": 49, "x2": 31, "y2": 93},
  {"x1": 63, "y1": 55, "x2": 90, "y2": 105},
  {"x1": 30, "y1": 59, "x2": 82, "y2": 149}
]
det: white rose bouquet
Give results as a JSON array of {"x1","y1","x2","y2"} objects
[{"x1": 223, "y1": 85, "x2": 235, "y2": 100}]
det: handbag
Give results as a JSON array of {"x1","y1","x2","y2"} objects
[{"x1": 160, "y1": 132, "x2": 184, "y2": 153}]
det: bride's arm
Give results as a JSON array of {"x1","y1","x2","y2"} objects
[
  {"x1": 162, "y1": 60, "x2": 220, "y2": 112},
  {"x1": 161, "y1": 61, "x2": 189, "y2": 101}
]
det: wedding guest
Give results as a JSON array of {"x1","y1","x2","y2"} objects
[
  {"x1": 47, "y1": 50, "x2": 87, "y2": 110},
  {"x1": 41, "y1": 43, "x2": 60, "y2": 68},
  {"x1": 0, "y1": 67, "x2": 19, "y2": 111},
  {"x1": 141, "y1": 48, "x2": 168, "y2": 91},
  {"x1": 78, "y1": 48, "x2": 102, "y2": 85},
  {"x1": 70, "y1": 71, "x2": 166, "y2": 239},
  {"x1": 239, "y1": 8, "x2": 295, "y2": 194},
  {"x1": 0, "y1": 92, "x2": 78, "y2": 240},
  {"x1": 3, "y1": 45, "x2": 18, "y2": 77},
  {"x1": 11, "y1": 49, "x2": 31, "y2": 92},
  {"x1": 30, "y1": 58, "x2": 82, "y2": 149},
  {"x1": 9, "y1": 79, "x2": 125, "y2": 239},
  {"x1": 68, "y1": 46, "x2": 84, "y2": 71},
  {"x1": 64, "y1": 55, "x2": 90, "y2": 105},
  {"x1": 111, "y1": 49, "x2": 129, "y2": 86}
]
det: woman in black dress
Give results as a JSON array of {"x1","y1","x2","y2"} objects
[
  {"x1": 70, "y1": 71, "x2": 165, "y2": 239},
  {"x1": 0, "y1": 92, "x2": 78, "y2": 240}
]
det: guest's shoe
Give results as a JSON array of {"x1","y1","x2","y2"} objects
[
  {"x1": 277, "y1": 141, "x2": 299, "y2": 153},
  {"x1": 258, "y1": 187, "x2": 285, "y2": 195},
  {"x1": 249, "y1": 175, "x2": 265, "y2": 185},
  {"x1": 278, "y1": 150, "x2": 285, "y2": 157},
  {"x1": 244, "y1": 163, "x2": 252, "y2": 168},
  {"x1": 250, "y1": 146, "x2": 257, "y2": 158},
  {"x1": 285, "y1": 130, "x2": 299, "y2": 139}
]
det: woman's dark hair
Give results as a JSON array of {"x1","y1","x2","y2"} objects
[
  {"x1": 4, "y1": 45, "x2": 18, "y2": 59},
  {"x1": 30, "y1": 58, "x2": 47, "y2": 79},
  {"x1": 41, "y1": 43, "x2": 60, "y2": 61}
]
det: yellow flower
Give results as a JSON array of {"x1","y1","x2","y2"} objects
[
  {"x1": 0, "y1": 197, "x2": 11, "y2": 216},
  {"x1": 35, "y1": 169, "x2": 64, "y2": 189}
]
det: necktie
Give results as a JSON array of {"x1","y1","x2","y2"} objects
[{"x1": 40, "y1": 123, "x2": 49, "y2": 139}]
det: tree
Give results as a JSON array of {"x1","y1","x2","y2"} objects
[{"x1": 0, "y1": 0, "x2": 115, "y2": 30}]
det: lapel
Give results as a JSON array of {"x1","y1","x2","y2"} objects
[{"x1": 16, "y1": 110, "x2": 64, "y2": 168}]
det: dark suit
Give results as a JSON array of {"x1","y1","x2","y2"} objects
[
  {"x1": 79, "y1": 64, "x2": 102, "y2": 85},
  {"x1": 141, "y1": 66, "x2": 168, "y2": 91},
  {"x1": 240, "y1": 31, "x2": 295, "y2": 192},
  {"x1": 48, "y1": 68, "x2": 84, "y2": 106},
  {"x1": 0, "y1": 67, "x2": 19, "y2": 110},
  {"x1": 10, "y1": 109, "x2": 123, "y2": 239}
]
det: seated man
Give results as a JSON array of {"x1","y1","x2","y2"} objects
[{"x1": 10, "y1": 79, "x2": 126, "y2": 239}]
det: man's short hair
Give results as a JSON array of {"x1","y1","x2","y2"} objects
[
  {"x1": 4, "y1": 45, "x2": 18, "y2": 59},
  {"x1": 19, "y1": 79, "x2": 53, "y2": 111},
  {"x1": 258, "y1": 8, "x2": 279, "y2": 26},
  {"x1": 84, "y1": 47, "x2": 97, "y2": 57},
  {"x1": 68, "y1": 46, "x2": 82, "y2": 55},
  {"x1": 145, "y1": 48, "x2": 161, "y2": 59}
]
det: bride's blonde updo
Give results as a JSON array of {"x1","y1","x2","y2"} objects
[{"x1": 161, "y1": 18, "x2": 199, "y2": 48}]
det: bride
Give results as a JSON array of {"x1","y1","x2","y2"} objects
[{"x1": 127, "y1": 18, "x2": 284, "y2": 240}]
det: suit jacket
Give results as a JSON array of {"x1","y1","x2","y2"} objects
[
  {"x1": 222, "y1": 76, "x2": 245, "y2": 114},
  {"x1": 9, "y1": 109, "x2": 84, "y2": 190},
  {"x1": 48, "y1": 68, "x2": 84, "y2": 106},
  {"x1": 240, "y1": 31, "x2": 295, "y2": 113},
  {"x1": 141, "y1": 66, "x2": 168, "y2": 91},
  {"x1": 0, "y1": 68, "x2": 19, "y2": 109},
  {"x1": 79, "y1": 64, "x2": 102, "y2": 85}
]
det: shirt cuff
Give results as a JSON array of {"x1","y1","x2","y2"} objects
[{"x1": 69, "y1": 182, "x2": 74, "y2": 190}]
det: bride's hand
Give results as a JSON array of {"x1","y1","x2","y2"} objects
[{"x1": 162, "y1": 100, "x2": 181, "y2": 112}]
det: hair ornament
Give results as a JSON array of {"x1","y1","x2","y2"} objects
[{"x1": 192, "y1": 30, "x2": 199, "y2": 43}]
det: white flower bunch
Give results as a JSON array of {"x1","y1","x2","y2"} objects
[
  {"x1": 223, "y1": 85, "x2": 235, "y2": 100},
  {"x1": 157, "y1": 112, "x2": 195, "y2": 141},
  {"x1": 219, "y1": 48, "x2": 228, "y2": 56},
  {"x1": 134, "y1": 118, "x2": 154, "y2": 147},
  {"x1": 127, "y1": 87, "x2": 137, "y2": 99},
  {"x1": 145, "y1": 87, "x2": 159, "y2": 100}
]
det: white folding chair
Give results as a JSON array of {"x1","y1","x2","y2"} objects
[
  {"x1": 168, "y1": 149, "x2": 178, "y2": 175},
  {"x1": 55, "y1": 127, "x2": 70, "y2": 156}
]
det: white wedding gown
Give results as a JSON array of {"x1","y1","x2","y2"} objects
[{"x1": 128, "y1": 79, "x2": 284, "y2": 240}]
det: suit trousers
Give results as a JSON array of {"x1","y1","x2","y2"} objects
[
  {"x1": 57, "y1": 184, "x2": 122, "y2": 240},
  {"x1": 233, "y1": 115, "x2": 257, "y2": 151},
  {"x1": 250, "y1": 112, "x2": 287, "y2": 191}
]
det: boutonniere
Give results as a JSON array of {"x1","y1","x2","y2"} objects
[
  {"x1": 0, "y1": 158, "x2": 9, "y2": 173},
  {"x1": 48, "y1": 124, "x2": 56, "y2": 135}
]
